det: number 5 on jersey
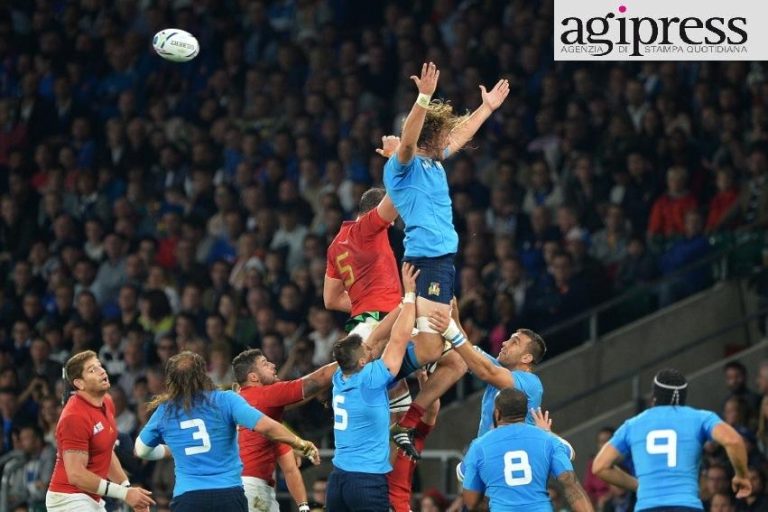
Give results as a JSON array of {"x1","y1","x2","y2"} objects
[
  {"x1": 646, "y1": 429, "x2": 677, "y2": 467},
  {"x1": 335, "y1": 252, "x2": 355, "y2": 287},
  {"x1": 333, "y1": 395, "x2": 348, "y2": 430}
]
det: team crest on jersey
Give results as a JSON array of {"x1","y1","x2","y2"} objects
[
  {"x1": 93, "y1": 421, "x2": 104, "y2": 435},
  {"x1": 428, "y1": 282, "x2": 441, "y2": 296}
]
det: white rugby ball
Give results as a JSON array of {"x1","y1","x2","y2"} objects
[{"x1": 152, "y1": 29, "x2": 199, "y2": 62}]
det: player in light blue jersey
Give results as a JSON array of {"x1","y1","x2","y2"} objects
[
  {"x1": 326, "y1": 262, "x2": 419, "y2": 512},
  {"x1": 461, "y1": 387, "x2": 593, "y2": 512},
  {"x1": 592, "y1": 368, "x2": 751, "y2": 511},
  {"x1": 433, "y1": 303, "x2": 545, "y2": 434},
  {"x1": 134, "y1": 351, "x2": 320, "y2": 512},
  {"x1": 383, "y1": 62, "x2": 510, "y2": 456}
]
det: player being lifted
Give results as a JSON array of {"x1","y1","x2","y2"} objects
[
  {"x1": 324, "y1": 186, "x2": 467, "y2": 459},
  {"x1": 383, "y1": 61, "x2": 510, "y2": 452}
]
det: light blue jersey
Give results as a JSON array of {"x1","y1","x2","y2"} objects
[
  {"x1": 609, "y1": 405, "x2": 722, "y2": 511},
  {"x1": 477, "y1": 353, "x2": 543, "y2": 436},
  {"x1": 138, "y1": 390, "x2": 264, "y2": 497},
  {"x1": 383, "y1": 154, "x2": 458, "y2": 258},
  {"x1": 463, "y1": 423, "x2": 573, "y2": 511},
  {"x1": 331, "y1": 359, "x2": 395, "y2": 473}
]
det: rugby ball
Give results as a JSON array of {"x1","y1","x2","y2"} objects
[{"x1": 152, "y1": 29, "x2": 199, "y2": 62}]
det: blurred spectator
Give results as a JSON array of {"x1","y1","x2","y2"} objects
[
  {"x1": 583, "y1": 427, "x2": 614, "y2": 507},
  {"x1": 658, "y1": 210, "x2": 712, "y2": 305},
  {"x1": 706, "y1": 168, "x2": 740, "y2": 233},
  {"x1": 647, "y1": 166, "x2": 698, "y2": 242},
  {"x1": 723, "y1": 361, "x2": 762, "y2": 417},
  {"x1": 6, "y1": 425, "x2": 55, "y2": 510}
]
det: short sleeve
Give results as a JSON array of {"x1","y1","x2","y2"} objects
[
  {"x1": 512, "y1": 371, "x2": 537, "y2": 390},
  {"x1": 326, "y1": 251, "x2": 340, "y2": 279},
  {"x1": 138, "y1": 407, "x2": 164, "y2": 448},
  {"x1": 549, "y1": 438, "x2": 575, "y2": 478},
  {"x1": 275, "y1": 442, "x2": 293, "y2": 457},
  {"x1": 386, "y1": 154, "x2": 415, "y2": 176},
  {"x1": 57, "y1": 414, "x2": 92, "y2": 452},
  {"x1": 363, "y1": 359, "x2": 395, "y2": 390},
  {"x1": 255, "y1": 380, "x2": 305, "y2": 407},
  {"x1": 224, "y1": 391, "x2": 264, "y2": 429},
  {"x1": 609, "y1": 421, "x2": 631, "y2": 457},
  {"x1": 355, "y1": 208, "x2": 390, "y2": 240},
  {"x1": 461, "y1": 442, "x2": 485, "y2": 493},
  {"x1": 700, "y1": 410, "x2": 724, "y2": 441}
]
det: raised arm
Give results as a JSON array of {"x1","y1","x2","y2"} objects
[
  {"x1": 300, "y1": 361, "x2": 338, "y2": 398},
  {"x1": 380, "y1": 263, "x2": 419, "y2": 375},
  {"x1": 557, "y1": 471, "x2": 595, "y2": 512},
  {"x1": 376, "y1": 193, "x2": 399, "y2": 224},
  {"x1": 712, "y1": 422, "x2": 751, "y2": 498},
  {"x1": 429, "y1": 305, "x2": 513, "y2": 390},
  {"x1": 363, "y1": 307, "x2": 401, "y2": 358},
  {"x1": 397, "y1": 62, "x2": 439, "y2": 164},
  {"x1": 445, "y1": 79, "x2": 509, "y2": 157}
]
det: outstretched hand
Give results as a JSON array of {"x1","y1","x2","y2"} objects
[
  {"x1": 480, "y1": 78, "x2": 510, "y2": 111},
  {"x1": 411, "y1": 62, "x2": 439, "y2": 96},
  {"x1": 531, "y1": 407, "x2": 552, "y2": 432},
  {"x1": 375, "y1": 135, "x2": 401, "y2": 158},
  {"x1": 401, "y1": 262, "x2": 420, "y2": 294}
]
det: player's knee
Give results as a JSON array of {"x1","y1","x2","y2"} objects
[{"x1": 442, "y1": 349, "x2": 467, "y2": 375}]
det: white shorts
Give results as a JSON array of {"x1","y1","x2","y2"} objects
[
  {"x1": 242, "y1": 476, "x2": 280, "y2": 512},
  {"x1": 45, "y1": 491, "x2": 106, "y2": 512}
]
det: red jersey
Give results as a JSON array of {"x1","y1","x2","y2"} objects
[
  {"x1": 238, "y1": 380, "x2": 304, "y2": 484},
  {"x1": 388, "y1": 421, "x2": 434, "y2": 512},
  {"x1": 49, "y1": 393, "x2": 118, "y2": 501},
  {"x1": 326, "y1": 208, "x2": 402, "y2": 317}
]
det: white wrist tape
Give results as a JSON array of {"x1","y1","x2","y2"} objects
[
  {"x1": 442, "y1": 319, "x2": 466, "y2": 347},
  {"x1": 416, "y1": 93, "x2": 431, "y2": 108},
  {"x1": 98, "y1": 478, "x2": 128, "y2": 501},
  {"x1": 120, "y1": 480, "x2": 130, "y2": 487},
  {"x1": 135, "y1": 437, "x2": 167, "y2": 460},
  {"x1": 403, "y1": 292, "x2": 416, "y2": 304}
]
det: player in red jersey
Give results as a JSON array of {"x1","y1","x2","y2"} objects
[
  {"x1": 324, "y1": 184, "x2": 467, "y2": 460},
  {"x1": 324, "y1": 187, "x2": 402, "y2": 329},
  {"x1": 46, "y1": 350, "x2": 155, "y2": 512},
  {"x1": 232, "y1": 348, "x2": 338, "y2": 512},
  {"x1": 388, "y1": 370, "x2": 441, "y2": 512}
]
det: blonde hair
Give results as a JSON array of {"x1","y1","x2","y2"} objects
[{"x1": 414, "y1": 100, "x2": 470, "y2": 157}]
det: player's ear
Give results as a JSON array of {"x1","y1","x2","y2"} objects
[
  {"x1": 521, "y1": 353, "x2": 533, "y2": 365},
  {"x1": 493, "y1": 408, "x2": 500, "y2": 428},
  {"x1": 72, "y1": 378, "x2": 84, "y2": 391}
]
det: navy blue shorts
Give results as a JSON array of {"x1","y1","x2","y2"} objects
[
  {"x1": 404, "y1": 253, "x2": 455, "y2": 305},
  {"x1": 170, "y1": 486, "x2": 247, "y2": 512},
  {"x1": 326, "y1": 466, "x2": 389, "y2": 512}
]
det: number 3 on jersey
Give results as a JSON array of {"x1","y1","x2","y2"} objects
[
  {"x1": 180, "y1": 418, "x2": 211, "y2": 455},
  {"x1": 333, "y1": 395, "x2": 348, "y2": 430},
  {"x1": 503, "y1": 450, "x2": 532, "y2": 486},
  {"x1": 335, "y1": 252, "x2": 355, "y2": 287},
  {"x1": 646, "y1": 429, "x2": 677, "y2": 467}
]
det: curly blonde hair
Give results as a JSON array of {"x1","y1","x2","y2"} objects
[{"x1": 415, "y1": 100, "x2": 470, "y2": 157}]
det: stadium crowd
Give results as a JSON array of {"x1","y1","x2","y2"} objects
[{"x1": 1, "y1": 0, "x2": 768, "y2": 511}]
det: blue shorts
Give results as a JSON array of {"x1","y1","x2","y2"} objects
[
  {"x1": 326, "y1": 466, "x2": 389, "y2": 512},
  {"x1": 404, "y1": 253, "x2": 455, "y2": 305},
  {"x1": 171, "y1": 486, "x2": 247, "y2": 512}
]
